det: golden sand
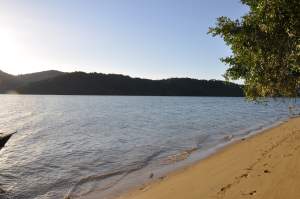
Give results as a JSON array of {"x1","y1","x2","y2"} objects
[{"x1": 117, "y1": 117, "x2": 300, "y2": 199}]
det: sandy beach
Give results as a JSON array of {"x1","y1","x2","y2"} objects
[{"x1": 116, "y1": 117, "x2": 300, "y2": 199}]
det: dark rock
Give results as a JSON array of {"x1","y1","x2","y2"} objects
[
  {"x1": 0, "y1": 132, "x2": 16, "y2": 150},
  {"x1": 0, "y1": 187, "x2": 5, "y2": 193},
  {"x1": 149, "y1": 173, "x2": 154, "y2": 179}
]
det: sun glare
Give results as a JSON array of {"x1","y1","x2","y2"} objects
[
  {"x1": 0, "y1": 28, "x2": 23, "y2": 71},
  {"x1": 0, "y1": 27, "x2": 37, "y2": 74},
  {"x1": 0, "y1": 28, "x2": 19, "y2": 55}
]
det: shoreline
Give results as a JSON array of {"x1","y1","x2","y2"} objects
[
  {"x1": 106, "y1": 116, "x2": 300, "y2": 199},
  {"x1": 2, "y1": 96, "x2": 297, "y2": 199}
]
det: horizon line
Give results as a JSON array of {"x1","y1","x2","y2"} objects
[{"x1": 1, "y1": 69, "x2": 236, "y2": 82}]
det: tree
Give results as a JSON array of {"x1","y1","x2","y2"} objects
[{"x1": 208, "y1": 0, "x2": 300, "y2": 99}]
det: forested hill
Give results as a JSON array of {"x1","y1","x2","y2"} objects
[
  {"x1": 0, "y1": 70, "x2": 244, "y2": 96},
  {"x1": 0, "y1": 70, "x2": 64, "y2": 93}
]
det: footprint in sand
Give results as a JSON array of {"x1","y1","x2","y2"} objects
[
  {"x1": 249, "y1": 190, "x2": 257, "y2": 195},
  {"x1": 219, "y1": 184, "x2": 232, "y2": 193},
  {"x1": 283, "y1": 153, "x2": 293, "y2": 158},
  {"x1": 234, "y1": 173, "x2": 248, "y2": 180},
  {"x1": 242, "y1": 190, "x2": 257, "y2": 196},
  {"x1": 240, "y1": 173, "x2": 249, "y2": 178}
]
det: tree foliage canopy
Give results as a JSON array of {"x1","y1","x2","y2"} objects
[{"x1": 209, "y1": 0, "x2": 300, "y2": 99}]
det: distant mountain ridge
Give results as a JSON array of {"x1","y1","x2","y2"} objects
[{"x1": 0, "y1": 70, "x2": 244, "y2": 96}]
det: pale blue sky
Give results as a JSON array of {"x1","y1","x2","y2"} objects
[{"x1": 0, "y1": 0, "x2": 248, "y2": 79}]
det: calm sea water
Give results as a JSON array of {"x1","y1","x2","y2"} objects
[{"x1": 0, "y1": 95, "x2": 298, "y2": 199}]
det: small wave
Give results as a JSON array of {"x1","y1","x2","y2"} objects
[
  {"x1": 223, "y1": 134, "x2": 234, "y2": 141},
  {"x1": 64, "y1": 150, "x2": 165, "y2": 199},
  {"x1": 195, "y1": 134, "x2": 210, "y2": 147},
  {"x1": 161, "y1": 147, "x2": 198, "y2": 165}
]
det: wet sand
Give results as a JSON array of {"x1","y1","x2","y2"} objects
[{"x1": 115, "y1": 117, "x2": 300, "y2": 199}]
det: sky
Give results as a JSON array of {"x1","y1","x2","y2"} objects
[{"x1": 0, "y1": 0, "x2": 248, "y2": 80}]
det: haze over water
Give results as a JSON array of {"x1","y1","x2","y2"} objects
[{"x1": 0, "y1": 95, "x2": 297, "y2": 199}]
